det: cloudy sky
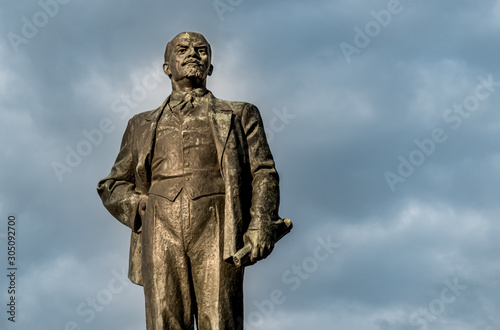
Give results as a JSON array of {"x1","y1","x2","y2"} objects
[{"x1": 2, "y1": 0, "x2": 500, "y2": 329}]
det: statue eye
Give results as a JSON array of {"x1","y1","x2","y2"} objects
[
  {"x1": 177, "y1": 48, "x2": 187, "y2": 54},
  {"x1": 198, "y1": 48, "x2": 207, "y2": 55}
]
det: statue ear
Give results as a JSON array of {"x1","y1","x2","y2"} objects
[
  {"x1": 208, "y1": 64, "x2": 213, "y2": 76},
  {"x1": 163, "y1": 63, "x2": 171, "y2": 77}
]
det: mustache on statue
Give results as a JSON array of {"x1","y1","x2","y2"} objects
[{"x1": 183, "y1": 59, "x2": 201, "y2": 66}]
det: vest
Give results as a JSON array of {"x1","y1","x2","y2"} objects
[{"x1": 149, "y1": 96, "x2": 225, "y2": 201}]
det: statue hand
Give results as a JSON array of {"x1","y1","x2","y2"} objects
[{"x1": 243, "y1": 230, "x2": 275, "y2": 264}]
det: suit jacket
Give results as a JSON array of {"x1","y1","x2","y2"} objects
[{"x1": 97, "y1": 92, "x2": 280, "y2": 286}]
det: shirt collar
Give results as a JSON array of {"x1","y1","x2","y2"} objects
[{"x1": 170, "y1": 88, "x2": 209, "y2": 105}]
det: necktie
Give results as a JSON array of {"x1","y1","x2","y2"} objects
[{"x1": 172, "y1": 93, "x2": 194, "y2": 113}]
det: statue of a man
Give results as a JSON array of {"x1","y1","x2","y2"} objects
[{"x1": 97, "y1": 32, "x2": 285, "y2": 329}]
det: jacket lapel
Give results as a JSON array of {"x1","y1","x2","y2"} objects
[
  {"x1": 207, "y1": 93, "x2": 233, "y2": 167},
  {"x1": 135, "y1": 96, "x2": 169, "y2": 189}
]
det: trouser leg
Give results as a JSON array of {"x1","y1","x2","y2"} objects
[
  {"x1": 142, "y1": 194, "x2": 195, "y2": 330},
  {"x1": 186, "y1": 194, "x2": 244, "y2": 330}
]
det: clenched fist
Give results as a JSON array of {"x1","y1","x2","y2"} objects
[{"x1": 243, "y1": 230, "x2": 275, "y2": 264}]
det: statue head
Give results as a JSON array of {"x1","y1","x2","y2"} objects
[{"x1": 163, "y1": 32, "x2": 213, "y2": 90}]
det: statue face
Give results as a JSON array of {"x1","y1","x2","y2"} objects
[{"x1": 164, "y1": 33, "x2": 213, "y2": 84}]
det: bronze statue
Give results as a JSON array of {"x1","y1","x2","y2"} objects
[{"x1": 97, "y1": 32, "x2": 290, "y2": 329}]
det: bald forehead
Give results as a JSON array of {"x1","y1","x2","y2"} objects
[
  {"x1": 171, "y1": 32, "x2": 209, "y2": 46},
  {"x1": 164, "y1": 32, "x2": 211, "y2": 62}
]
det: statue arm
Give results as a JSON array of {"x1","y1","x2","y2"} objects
[
  {"x1": 241, "y1": 103, "x2": 280, "y2": 261},
  {"x1": 97, "y1": 119, "x2": 145, "y2": 233}
]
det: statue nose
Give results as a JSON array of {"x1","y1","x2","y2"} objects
[{"x1": 186, "y1": 47, "x2": 198, "y2": 57}]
